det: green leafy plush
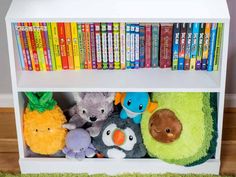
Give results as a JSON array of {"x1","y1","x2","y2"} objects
[{"x1": 25, "y1": 92, "x2": 57, "y2": 113}]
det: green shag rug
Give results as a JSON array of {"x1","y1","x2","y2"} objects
[{"x1": 0, "y1": 173, "x2": 233, "y2": 177}]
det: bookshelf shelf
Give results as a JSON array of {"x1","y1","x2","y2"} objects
[
  {"x1": 5, "y1": 0, "x2": 230, "y2": 175},
  {"x1": 17, "y1": 69, "x2": 221, "y2": 92}
]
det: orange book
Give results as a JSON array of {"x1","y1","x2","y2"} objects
[
  {"x1": 84, "y1": 24, "x2": 92, "y2": 69},
  {"x1": 57, "y1": 23, "x2": 69, "y2": 70},
  {"x1": 65, "y1": 23, "x2": 74, "y2": 70}
]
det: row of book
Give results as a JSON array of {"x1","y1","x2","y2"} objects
[{"x1": 14, "y1": 22, "x2": 223, "y2": 71}]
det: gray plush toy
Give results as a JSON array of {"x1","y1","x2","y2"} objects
[
  {"x1": 63, "y1": 92, "x2": 115, "y2": 137},
  {"x1": 93, "y1": 113, "x2": 147, "y2": 158}
]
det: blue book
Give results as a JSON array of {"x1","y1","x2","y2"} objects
[
  {"x1": 134, "y1": 24, "x2": 140, "y2": 69},
  {"x1": 207, "y1": 23, "x2": 217, "y2": 71},
  {"x1": 172, "y1": 23, "x2": 180, "y2": 70},
  {"x1": 126, "y1": 24, "x2": 131, "y2": 69},
  {"x1": 152, "y1": 24, "x2": 159, "y2": 68},
  {"x1": 190, "y1": 23, "x2": 200, "y2": 70},
  {"x1": 130, "y1": 24, "x2": 135, "y2": 69},
  {"x1": 139, "y1": 24, "x2": 145, "y2": 68},
  {"x1": 178, "y1": 23, "x2": 186, "y2": 70},
  {"x1": 14, "y1": 23, "x2": 25, "y2": 70}
]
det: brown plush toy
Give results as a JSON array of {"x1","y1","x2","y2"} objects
[{"x1": 149, "y1": 109, "x2": 182, "y2": 143}]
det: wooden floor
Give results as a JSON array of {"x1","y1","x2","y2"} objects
[{"x1": 0, "y1": 108, "x2": 236, "y2": 175}]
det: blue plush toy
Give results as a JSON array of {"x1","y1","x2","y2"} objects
[{"x1": 115, "y1": 92, "x2": 158, "y2": 124}]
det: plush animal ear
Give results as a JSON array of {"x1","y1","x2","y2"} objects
[
  {"x1": 114, "y1": 92, "x2": 122, "y2": 105},
  {"x1": 72, "y1": 92, "x2": 86, "y2": 103},
  {"x1": 106, "y1": 92, "x2": 115, "y2": 103},
  {"x1": 147, "y1": 102, "x2": 158, "y2": 113}
]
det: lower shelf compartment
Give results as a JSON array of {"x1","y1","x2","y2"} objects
[{"x1": 19, "y1": 158, "x2": 220, "y2": 174}]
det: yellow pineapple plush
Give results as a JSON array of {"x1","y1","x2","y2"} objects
[{"x1": 24, "y1": 92, "x2": 67, "y2": 155}]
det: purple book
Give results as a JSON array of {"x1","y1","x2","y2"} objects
[
  {"x1": 21, "y1": 23, "x2": 33, "y2": 71},
  {"x1": 107, "y1": 23, "x2": 114, "y2": 69},
  {"x1": 90, "y1": 24, "x2": 97, "y2": 69},
  {"x1": 42, "y1": 22, "x2": 53, "y2": 71}
]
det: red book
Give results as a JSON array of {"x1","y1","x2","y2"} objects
[
  {"x1": 81, "y1": 24, "x2": 88, "y2": 69},
  {"x1": 160, "y1": 24, "x2": 173, "y2": 68},
  {"x1": 40, "y1": 23, "x2": 50, "y2": 71},
  {"x1": 57, "y1": 23, "x2": 69, "y2": 70},
  {"x1": 145, "y1": 24, "x2": 151, "y2": 68},
  {"x1": 28, "y1": 23, "x2": 40, "y2": 71},
  {"x1": 94, "y1": 23, "x2": 102, "y2": 69}
]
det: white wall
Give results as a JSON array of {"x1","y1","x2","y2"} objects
[{"x1": 0, "y1": 0, "x2": 235, "y2": 106}]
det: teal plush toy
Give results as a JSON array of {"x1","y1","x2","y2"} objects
[{"x1": 115, "y1": 92, "x2": 158, "y2": 124}]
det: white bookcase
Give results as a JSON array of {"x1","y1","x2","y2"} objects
[{"x1": 5, "y1": 0, "x2": 230, "y2": 174}]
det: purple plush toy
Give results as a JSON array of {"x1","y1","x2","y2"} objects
[{"x1": 63, "y1": 129, "x2": 96, "y2": 160}]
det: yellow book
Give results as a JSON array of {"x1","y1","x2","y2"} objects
[
  {"x1": 71, "y1": 22, "x2": 81, "y2": 70},
  {"x1": 32, "y1": 22, "x2": 46, "y2": 71},
  {"x1": 25, "y1": 23, "x2": 35, "y2": 71},
  {"x1": 51, "y1": 22, "x2": 62, "y2": 70}
]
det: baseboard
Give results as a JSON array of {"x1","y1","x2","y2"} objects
[
  {"x1": 0, "y1": 93, "x2": 236, "y2": 108},
  {"x1": 225, "y1": 94, "x2": 236, "y2": 108},
  {"x1": 0, "y1": 94, "x2": 13, "y2": 107}
]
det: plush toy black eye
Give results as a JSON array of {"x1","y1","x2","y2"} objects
[
  {"x1": 35, "y1": 129, "x2": 38, "y2": 132},
  {"x1": 82, "y1": 109, "x2": 86, "y2": 114},
  {"x1": 139, "y1": 104, "x2": 143, "y2": 110},
  {"x1": 165, "y1": 128, "x2": 171, "y2": 133},
  {"x1": 101, "y1": 109, "x2": 105, "y2": 114},
  {"x1": 127, "y1": 99, "x2": 131, "y2": 106},
  {"x1": 129, "y1": 135, "x2": 133, "y2": 141},
  {"x1": 48, "y1": 128, "x2": 51, "y2": 131},
  {"x1": 106, "y1": 130, "x2": 111, "y2": 135}
]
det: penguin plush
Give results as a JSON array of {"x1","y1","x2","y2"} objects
[{"x1": 93, "y1": 113, "x2": 147, "y2": 159}]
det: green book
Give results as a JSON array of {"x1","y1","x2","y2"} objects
[
  {"x1": 46, "y1": 23, "x2": 56, "y2": 70},
  {"x1": 213, "y1": 23, "x2": 223, "y2": 71},
  {"x1": 152, "y1": 24, "x2": 159, "y2": 68},
  {"x1": 77, "y1": 24, "x2": 85, "y2": 69}
]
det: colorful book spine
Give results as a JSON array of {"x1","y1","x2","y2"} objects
[
  {"x1": 120, "y1": 23, "x2": 126, "y2": 69},
  {"x1": 84, "y1": 24, "x2": 92, "y2": 69},
  {"x1": 77, "y1": 24, "x2": 85, "y2": 69},
  {"x1": 113, "y1": 23, "x2": 120, "y2": 69},
  {"x1": 178, "y1": 23, "x2": 186, "y2": 70},
  {"x1": 125, "y1": 24, "x2": 131, "y2": 69},
  {"x1": 139, "y1": 24, "x2": 145, "y2": 68},
  {"x1": 202, "y1": 23, "x2": 211, "y2": 70},
  {"x1": 21, "y1": 23, "x2": 33, "y2": 71},
  {"x1": 184, "y1": 23, "x2": 192, "y2": 70},
  {"x1": 134, "y1": 24, "x2": 140, "y2": 69},
  {"x1": 214, "y1": 23, "x2": 223, "y2": 71},
  {"x1": 94, "y1": 23, "x2": 102, "y2": 69},
  {"x1": 71, "y1": 22, "x2": 80, "y2": 70},
  {"x1": 51, "y1": 22, "x2": 62, "y2": 70},
  {"x1": 25, "y1": 23, "x2": 35, "y2": 71},
  {"x1": 57, "y1": 23, "x2": 68, "y2": 70},
  {"x1": 145, "y1": 24, "x2": 152, "y2": 68},
  {"x1": 172, "y1": 23, "x2": 180, "y2": 70},
  {"x1": 33, "y1": 22, "x2": 46, "y2": 71},
  {"x1": 152, "y1": 24, "x2": 159, "y2": 68},
  {"x1": 101, "y1": 23, "x2": 108, "y2": 69},
  {"x1": 190, "y1": 23, "x2": 200, "y2": 70},
  {"x1": 107, "y1": 23, "x2": 114, "y2": 69},
  {"x1": 65, "y1": 23, "x2": 74, "y2": 70},
  {"x1": 196, "y1": 23, "x2": 205, "y2": 70},
  {"x1": 41, "y1": 22, "x2": 52, "y2": 71},
  {"x1": 130, "y1": 24, "x2": 135, "y2": 69},
  {"x1": 14, "y1": 23, "x2": 25, "y2": 70},
  {"x1": 46, "y1": 23, "x2": 56, "y2": 70},
  {"x1": 160, "y1": 23, "x2": 173, "y2": 68},
  {"x1": 207, "y1": 23, "x2": 217, "y2": 71},
  {"x1": 90, "y1": 24, "x2": 97, "y2": 69}
]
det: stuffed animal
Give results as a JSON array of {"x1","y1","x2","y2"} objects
[
  {"x1": 141, "y1": 92, "x2": 218, "y2": 166},
  {"x1": 93, "y1": 112, "x2": 147, "y2": 159},
  {"x1": 24, "y1": 92, "x2": 67, "y2": 155},
  {"x1": 63, "y1": 92, "x2": 115, "y2": 137},
  {"x1": 115, "y1": 92, "x2": 158, "y2": 124},
  {"x1": 63, "y1": 128, "x2": 96, "y2": 160}
]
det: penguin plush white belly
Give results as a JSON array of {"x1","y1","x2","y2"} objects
[{"x1": 93, "y1": 113, "x2": 147, "y2": 158}]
